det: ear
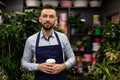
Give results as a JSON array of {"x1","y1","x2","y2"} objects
[
  {"x1": 55, "y1": 17, "x2": 58, "y2": 22},
  {"x1": 39, "y1": 17, "x2": 41, "y2": 23}
]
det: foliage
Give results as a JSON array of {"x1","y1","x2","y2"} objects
[
  {"x1": 85, "y1": 22, "x2": 120, "y2": 80},
  {"x1": 76, "y1": 36, "x2": 88, "y2": 48},
  {"x1": 0, "y1": 67, "x2": 8, "y2": 80},
  {"x1": 69, "y1": 12, "x2": 88, "y2": 34},
  {"x1": 0, "y1": 8, "x2": 41, "y2": 80},
  {"x1": 85, "y1": 59, "x2": 120, "y2": 80},
  {"x1": 102, "y1": 22, "x2": 120, "y2": 50},
  {"x1": 21, "y1": 68, "x2": 34, "y2": 80}
]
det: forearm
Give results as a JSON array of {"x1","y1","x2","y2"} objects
[
  {"x1": 21, "y1": 59, "x2": 38, "y2": 71},
  {"x1": 64, "y1": 57, "x2": 76, "y2": 69}
]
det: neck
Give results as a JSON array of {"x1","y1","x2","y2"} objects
[{"x1": 41, "y1": 28, "x2": 53, "y2": 38}]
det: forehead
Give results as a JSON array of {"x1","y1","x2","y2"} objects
[{"x1": 41, "y1": 9, "x2": 56, "y2": 16}]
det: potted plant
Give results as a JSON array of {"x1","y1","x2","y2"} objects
[
  {"x1": 76, "y1": 36, "x2": 88, "y2": 51},
  {"x1": 69, "y1": 12, "x2": 88, "y2": 34},
  {"x1": 93, "y1": 25, "x2": 102, "y2": 36},
  {"x1": 73, "y1": 0, "x2": 89, "y2": 7},
  {"x1": 89, "y1": 0, "x2": 102, "y2": 7},
  {"x1": 60, "y1": 0, "x2": 72, "y2": 8},
  {"x1": 41, "y1": 0, "x2": 59, "y2": 7},
  {"x1": 25, "y1": 0, "x2": 41, "y2": 7}
]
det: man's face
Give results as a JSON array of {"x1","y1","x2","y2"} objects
[{"x1": 39, "y1": 9, "x2": 57, "y2": 31}]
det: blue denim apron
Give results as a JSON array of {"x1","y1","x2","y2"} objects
[{"x1": 35, "y1": 32, "x2": 67, "y2": 80}]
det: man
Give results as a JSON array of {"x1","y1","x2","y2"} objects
[{"x1": 21, "y1": 4, "x2": 76, "y2": 80}]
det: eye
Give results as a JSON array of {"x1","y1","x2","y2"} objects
[
  {"x1": 41, "y1": 14, "x2": 55, "y2": 19},
  {"x1": 49, "y1": 15, "x2": 55, "y2": 19},
  {"x1": 42, "y1": 14, "x2": 48, "y2": 18}
]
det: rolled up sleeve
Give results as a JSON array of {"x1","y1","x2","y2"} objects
[{"x1": 21, "y1": 37, "x2": 38, "y2": 71}]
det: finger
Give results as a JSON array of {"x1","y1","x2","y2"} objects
[
  {"x1": 52, "y1": 70, "x2": 60, "y2": 74},
  {"x1": 43, "y1": 65, "x2": 55, "y2": 73},
  {"x1": 45, "y1": 63, "x2": 54, "y2": 67}
]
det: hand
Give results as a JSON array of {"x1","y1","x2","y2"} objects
[
  {"x1": 37, "y1": 63, "x2": 66, "y2": 74},
  {"x1": 37, "y1": 63, "x2": 55, "y2": 74},
  {"x1": 51, "y1": 63, "x2": 66, "y2": 74}
]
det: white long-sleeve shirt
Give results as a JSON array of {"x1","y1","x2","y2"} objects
[{"x1": 21, "y1": 31, "x2": 76, "y2": 71}]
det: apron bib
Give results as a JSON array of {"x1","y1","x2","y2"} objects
[{"x1": 35, "y1": 32, "x2": 67, "y2": 80}]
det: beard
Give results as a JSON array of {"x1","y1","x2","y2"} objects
[{"x1": 42, "y1": 22, "x2": 54, "y2": 31}]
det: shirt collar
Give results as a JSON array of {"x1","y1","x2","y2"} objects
[{"x1": 40, "y1": 31, "x2": 55, "y2": 39}]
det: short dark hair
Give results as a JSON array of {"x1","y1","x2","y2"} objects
[
  {"x1": 42, "y1": 4, "x2": 56, "y2": 10},
  {"x1": 39, "y1": 4, "x2": 56, "y2": 17}
]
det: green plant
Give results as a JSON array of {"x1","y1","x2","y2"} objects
[
  {"x1": 102, "y1": 22, "x2": 120, "y2": 50},
  {"x1": 0, "y1": 67, "x2": 8, "y2": 80},
  {"x1": 86, "y1": 59, "x2": 120, "y2": 80},
  {"x1": 76, "y1": 36, "x2": 88, "y2": 48},
  {"x1": 85, "y1": 22, "x2": 120, "y2": 80},
  {"x1": 69, "y1": 12, "x2": 88, "y2": 34},
  {"x1": 21, "y1": 68, "x2": 34, "y2": 80},
  {"x1": 0, "y1": 8, "x2": 41, "y2": 80}
]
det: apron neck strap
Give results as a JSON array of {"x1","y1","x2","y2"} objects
[{"x1": 35, "y1": 31, "x2": 62, "y2": 47}]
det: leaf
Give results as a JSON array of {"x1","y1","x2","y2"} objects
[{"x1": 104, "y1": 68, "x2": 110, "y2": 77}]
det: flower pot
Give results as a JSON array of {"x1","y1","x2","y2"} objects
[
  {"x1": 89, "y1": 0, "x2": 101, "y2": 7},
  {"x1": 42, "y1": 0, "x2": 59, "y2": 7},
  {"x1": 93, "y1": 37, "x2": 101, "y2": 43},
  {"x1": 83, "y1": 53, "x2": 92, "y2": 62},
  {"x1": 71, "y1": 28, "x2": 76, "y2": 34},
  {"x1": 26, "y1": 0, "x2": 41, "y2": 7},
  {"x1": 60, "y1": 0, "x2": 72, "y2": 8},
  {"x1": 58, "y1": 24, "x2": 68, "y2": 34},
  {"x1": 59, "y1": 12, "x2": 68, "y2": 24},
  {"x1": 0, "y1": 16, "x2": 3, "y2": 24},
  {"x1": 93, "y1": 15, "x2": 100, "y2": 21},
  {"x1": 73, "y1": 0, "x2": 88, "y2": 7},
  {"x1": 92, "y1": 43, "x2": 100, "y2": 51},
  {"x1": 79, "y1": 47, "x2": 85, "y2": 52},
  {"x1": 91, "y1": 52, "x2": 97, "y2": 62},
  {"x1": 0, "y1": 10, "x2": 3, "y2": 24},
  {"x1": 93, "y1": 27, "x2": 102, "y2": 35}
]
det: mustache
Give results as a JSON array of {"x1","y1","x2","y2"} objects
[
  {"x1": 45, "y1": 21, "x2": 50, "y2": 23},
  {"x1": 44, "y1": 21, "x2": 51, "y2": 25}
]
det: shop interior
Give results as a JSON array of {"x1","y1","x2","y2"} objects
[{"x1": 0, "y1": 0, "x2": 120, "y2": 80}]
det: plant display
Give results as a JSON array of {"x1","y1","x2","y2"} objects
[
  {"x1": 102, "y1": 22, "x2": 120, "y2": 50},
  {"x1": 0, "y1": 8, "x2": 41, "y2": 80},
  {"x1": 76, "y1": 36, "x2": 88, "y2": 49},
  {"x1": 85, "y1": 22, "x2": 120, "y2": 80},
  {"x1": 69, "y1": 12, "x2": 88, "y2": 34}
]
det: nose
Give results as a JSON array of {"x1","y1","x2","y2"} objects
[{"x1": 46, "y1": 16, "x2": 50, "y2": 21}]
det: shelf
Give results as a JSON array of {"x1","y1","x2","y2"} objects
[
  {"x1": 74, "y1": 51, "x2": 93, "y2": 54},
  {"x1": 24, "y1": 6, "x2": 40, "y2": 9},
  {"x1": 70, "y1": 7, "x2": 102, "y2": 10},
  {"x1": 23, "y1": 1, "x2": 102, "y2": 78},
  {"x1": 70, "y1": 34, "x2": 92, "y2": 36}
]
